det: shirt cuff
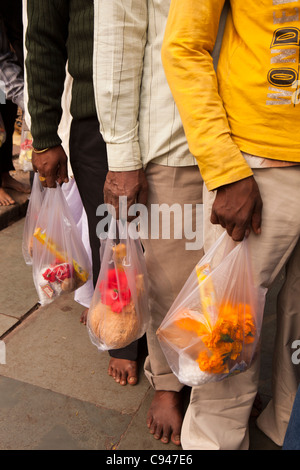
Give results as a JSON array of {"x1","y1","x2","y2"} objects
[
  {"x1": 106, "y1": 141, "x2": 143, "y2": 171},
  {"x1": 32, "y1": 134, "x2": 62, "y2": 151}
]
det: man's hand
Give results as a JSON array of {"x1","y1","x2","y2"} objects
[
  {"x1": 210, "y1": 176, "x2": 263, "y2": 241},
  {"x1": 104, "y1": 169, "x2": 148, "y2": 220},
  {"x1": 32, "y1": 145, "x2": 68, "y2": 188}
]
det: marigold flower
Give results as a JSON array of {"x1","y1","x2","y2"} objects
[{"x1": 174, "y1": 300, "x2": 256, "y2": 374}]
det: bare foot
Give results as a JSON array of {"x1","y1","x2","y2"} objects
[
  {"x1": 80, "y1": 308, "x2": 89, "y2": 325},
  {"x1": 0, "y1": 187, "x2": 15, "y2": 206},
  {"x1": 108, "y1": 357, "x2": 138, "y2": 386},
  {"x1": 147, "y1": 390, "x2": 183, "y2": 446},
  {"x1": 2, "y1": 172, "x2": 31, "y2": 194}
]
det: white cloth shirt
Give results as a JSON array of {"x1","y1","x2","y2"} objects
[{"x1": 93, "y1": 0, "x2": 196, "y2": 171}]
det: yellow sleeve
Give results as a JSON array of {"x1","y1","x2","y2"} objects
[{"x1": 161, "y1": 0, "x2": 253, "y2": 191}]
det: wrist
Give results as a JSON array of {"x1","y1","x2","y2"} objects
[{"x1": 32, "y1": 147, "x2": 50, "y2": 154}]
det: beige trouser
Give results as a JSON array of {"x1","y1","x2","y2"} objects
[
  {"x1": 142, "y1": 163, "x2": 204, "y2": 391},
  {"x1": 181, "y1": 166, "x2": 300, "y2": 450}
]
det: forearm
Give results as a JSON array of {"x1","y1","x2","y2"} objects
[
  {"x1": 0, "y1": 18, "x2": 24, "y2": 109},
  {"x1": 0, "y1": 49, "x2": 24, "y2": 109},
  {"x1": 25, "y1": 0, "x2": 69, "y2": 150},
  {"x1": 93, "y1": 0, "x2": 147, "y2": 171},
  {"x1": 161, "y1": 0, "x2": 252, "y2": 190}
]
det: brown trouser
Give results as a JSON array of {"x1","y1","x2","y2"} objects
[
  {"x1": 142, "y1": 163, "x2": 203, "y2": 391},
  {"x1": 181, "y1": 166, "x2": 300, "y2": 449}
]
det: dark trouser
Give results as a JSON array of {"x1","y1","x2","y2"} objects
[
  {"x1": 0, "y1": 100, "x2": 17, "y2": 186},
  {"x1": 283, "y1": 385, "x2": 300, "y2": 450},
  {"x1": 69, "y1": 116, "x2": 138, "y2": 361}
]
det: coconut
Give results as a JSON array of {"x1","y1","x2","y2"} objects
[{"x1": 88, "y1": 301, "x2": 140, "y2": 349}]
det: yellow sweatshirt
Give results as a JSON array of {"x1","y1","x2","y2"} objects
[{"x1": 162, "y1": 0, "x2": 300, "y2": 190}]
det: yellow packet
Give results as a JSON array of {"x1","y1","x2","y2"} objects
[
  {"x1": 195, "y1": 263, "x2": 217, "y2": 328},
  {"x1": 34, "y1": 227, "x2": 89, "y2": 283}
]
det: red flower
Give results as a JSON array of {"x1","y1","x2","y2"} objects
[
  {"x1": 99, "y1": 268, "x2": 131, "y2": 313},
  {"x1": 20, "y1": 138, "x2": 33, "y2": 150},
  {"x1": 42, "y1": 262, "x2": 73, "y2": 283}
]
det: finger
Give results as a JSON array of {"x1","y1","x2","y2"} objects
[
  {"x1": 103, "y1": 184, "x2": 110, "y2": 205},
  {"x1": 38, "y1": 174, "x2": 48, "y2": 188},
  {"x1": 231, "y1": 224, "x2": 248, "y2": 242},
  {"x1": 58, "y1": 159, "x2": 69, "y2": 184},
  {"x1": 215, "y1": 214, "x2": 227, "y2": 229},
  {"x1": 104, "y1": 188, "x2": 120, "y2": 219},
  {"x1": 126, "y1": 195, "x2": 139, "y2": 222},
  {"x1": 251, "y1": 200, "x2": 262, "y2": 235},
  {"x1": 111, "y1": 194, "x2": 120, "y2": 220},
  {"x1": 224, "y1": 222, "x2": 235, "y2": 238},
  {"x1": 45, "y1": 172, "x2": 57, "y2": 188},
  {"x1": 210, "y1": 209, "x2": 219, "y2": 225},
  {"x1": 137, "y1": 186, "x2": 148, "y2": 208}
]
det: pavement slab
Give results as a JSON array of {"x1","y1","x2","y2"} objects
[
  {"x1": 0, "y1": 293, "x2": 150, "y2": 414},
  {"x1": 0, "y1": 218, "x2": 38, "y2": 320},
  {"x1": 0, "y1": 375, "x2": 133, "y2": 450}
]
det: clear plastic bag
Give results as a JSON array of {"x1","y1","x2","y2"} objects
[
  {"x1": 32, "y1": 184, "x2": 91, "y2": 306},
  {"x1": 0, "y1": 113, "x2": 6, "y2": 147},
  {"x1": 157, "y1": 232, "x2": 267, "y2": 387},
  {"x1": 87, "y1": 219, "x2": 149, "y2": 351},
  {"x1": 22, "y1": 172, "x2": 45, "y2": 265},
  {"x1": 19, "y1": 126, "x2": 33, "y2": 172}
]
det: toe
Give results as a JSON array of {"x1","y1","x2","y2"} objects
[
  {"x1": 171, "y1": 433, "x2": 181, "y2": 446},
  {"x1": 128, "y1": 375, "x2": 138, "y2": 385},
  {"x1": 120, "y1": 371, "x2": 127, "y2": 386},
  {"x1": 154, "y1": 423, "x2": 163, "y2": 441}
]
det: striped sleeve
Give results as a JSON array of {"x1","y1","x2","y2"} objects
[
  {"x1": 93, "y1": 0, "x2": 147, "y2": 171},
  {"x1": 25, "y1": 0, "x2": 69, "y2": 150}
]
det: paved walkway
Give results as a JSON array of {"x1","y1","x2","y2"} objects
[{"x1": 0, "y1": 173, "x2": 283, "y2": 450}]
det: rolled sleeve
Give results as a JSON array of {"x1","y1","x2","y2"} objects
[
  {"x1": 161, "y1": 0, "x2": 253, "y2": 190},
  {"x1": 93, "y1": 0, "x2": 147, "y2": 171}
]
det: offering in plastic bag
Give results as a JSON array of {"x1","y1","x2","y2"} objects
[
  {"x1": 0, "y1": 113, "x2": 6, "y2": 147},
  {"x1": 22, "y1": 172, "x2": 45, "y2": 265},
  {"x1": 32, "y1": 185, "x2": 91, "y2": 305},
  {"x1": 19, "y1": 127, "x2": 33, "y2": 172},
  {"x1": 157, "y1": 232, "x2": 267, "y2": 387},
  {"x1": 87, "y1": 219, "x2": 149, "y2": 351}
]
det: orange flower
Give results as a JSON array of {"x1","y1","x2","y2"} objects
[
  {"x1": 175, "y1": 314, "x2": 210, "y2": 337},
  {"x1": 173, "y1": 300, "x2": 256, "y2": 374},
  {"x1": 197, "y1": 351, "x2": 227, "y2": 374}
]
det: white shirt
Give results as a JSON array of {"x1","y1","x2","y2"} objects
[{"x1": 93, "y1": 0, "x2": 196, "y2": 171}]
